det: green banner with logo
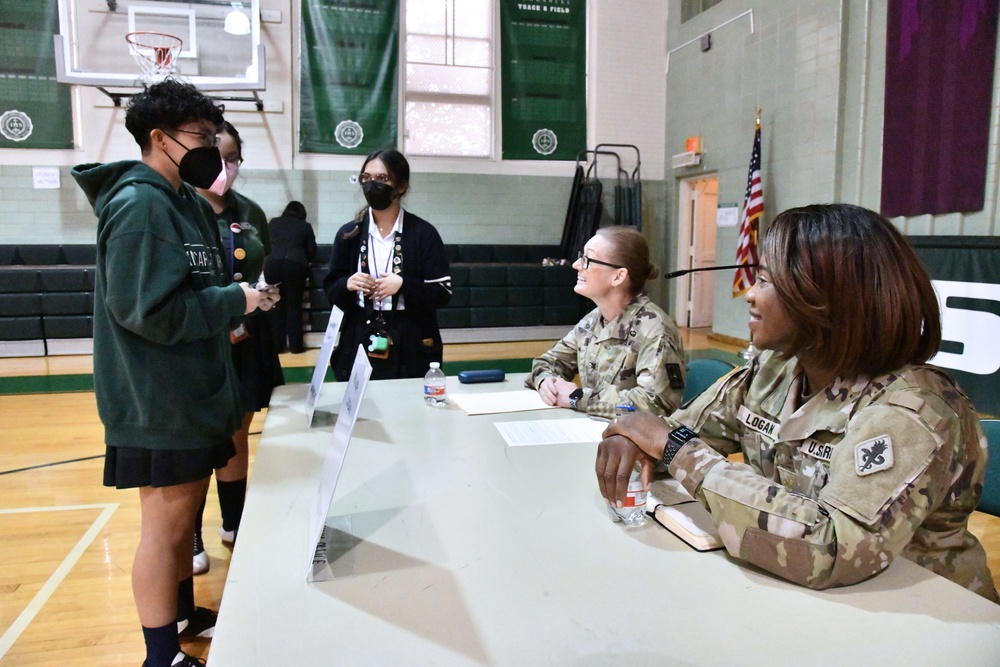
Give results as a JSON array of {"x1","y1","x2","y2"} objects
[
  {"x1": 300, "y1": 0, "x2": 398, "y2": 154},
  {"x1": 0, "y1": 1, "x2": 73, "y2": 149},
  {"x1": 500, "y1": 0, "x2": 586, "y2": 161},
  {"x1": 911, "y1": 236, "x2": 1000, "y2": 416}
]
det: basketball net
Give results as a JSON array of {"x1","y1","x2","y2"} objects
[{"x1": 126, "y1": 32, "x2": 183, "y2": 85}]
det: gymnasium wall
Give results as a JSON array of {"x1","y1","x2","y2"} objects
[
  {"x1": 662, "y1": 0, "x2": 1000, "y2": 341},
  {"x1": 0, "y1": 0, "x2": 669, "y2": 256}
]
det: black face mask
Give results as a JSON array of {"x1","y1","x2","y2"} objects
[
  {"x1": 362, "y1": 180, "x2": 395, "y2": 211},
  {"x1": 162, "y1": 132, "x2": 224, "y2": 189}
]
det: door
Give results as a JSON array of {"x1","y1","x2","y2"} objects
[{"x1": 675, "y1": 176, "x2": 718, "y2": 328}]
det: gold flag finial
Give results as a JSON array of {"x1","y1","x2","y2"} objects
[{"x1": 756, "y1": 106, "x2": 761, "y2": 125}]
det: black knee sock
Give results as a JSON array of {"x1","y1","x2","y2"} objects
[
  {"x1": 217, "y1": 478, "x2": 247, "y2": 533},
  {"x1": 142, "y1": 621, "x2": 179, "y2": 667},
  {"x1": 176, "y1": 576, "x2": 194, "y2": 623},
  {"x1": 194, "y1": 496, "x2": 206, "y2": 545}
]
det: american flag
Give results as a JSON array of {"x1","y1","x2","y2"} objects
[{"x1": 733, "y1": 120, "x2": 763, "y2": 297}]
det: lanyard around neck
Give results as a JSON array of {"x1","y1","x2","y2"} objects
[{"x1": 368, "y1": 232, "x2": 394, "y2": 279}]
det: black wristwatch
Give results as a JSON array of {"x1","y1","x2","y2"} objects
[
  {"x1": 568, "y1": 387, "x2": 584, "y2": 410},
  {"x1": 662, "y1": 426, "x2": 698, "y2": 468}
]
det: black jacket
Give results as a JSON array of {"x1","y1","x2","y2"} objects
[
  {"x1": 323, "y1": 211, "x2": 451, "y2": 379},
  {"x1": 267, "y1": 214, "x2": 317, "y2": 268}
]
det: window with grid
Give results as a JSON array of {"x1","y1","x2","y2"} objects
[{"x1": 403, "y1": 0, "x2": 493, "y2": 158}]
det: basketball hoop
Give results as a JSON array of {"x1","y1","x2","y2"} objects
[{"x1": 125, "y1": 32, "x2": 183, "y2": 85}]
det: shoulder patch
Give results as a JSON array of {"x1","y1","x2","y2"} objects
[{"x1": 854, "y1": 435, "x2": 894, "y2": 476}]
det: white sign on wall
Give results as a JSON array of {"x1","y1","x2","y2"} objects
[{"x1": 32, "y1": 167, "x2": 60, "y2": 189}]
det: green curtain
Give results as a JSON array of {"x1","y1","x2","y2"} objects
[
  {"x1": 300, "y1": 0, "x2": 398, "y2": 154},
  {"x1": 500, "y1": 0, "x2": 586, "y2": 161},
  {"x1": 0, "y1": 0, "x2": 73, "y2": 149}
]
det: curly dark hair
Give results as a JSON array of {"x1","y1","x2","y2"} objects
[{"x1": 125, "y1": 78, "x2": 225, "y2": 151}]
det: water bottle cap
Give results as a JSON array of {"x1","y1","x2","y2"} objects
[{"x1": 429, "y1": 362, "x2": 440, "y2": 368}]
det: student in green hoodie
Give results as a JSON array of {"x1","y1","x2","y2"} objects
[{"x1": 71, "y1": 79, "x2": 277, "y2": 667}]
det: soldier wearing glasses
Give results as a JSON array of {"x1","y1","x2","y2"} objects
[{"x1": 527, "y1": 226, "x2": 686, "y2": 419}]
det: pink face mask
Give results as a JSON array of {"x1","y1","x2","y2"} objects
[{"x1": 208, "y1": 158, "x2": 229, "y2": 196}]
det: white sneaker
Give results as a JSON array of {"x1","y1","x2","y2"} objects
[
  {"x1": 192, "y1": 549, "x2": 209, "y2": 575},
  {"x1": 193, "y1": 531, "x2": 209, "y2": 575},
  {"x1": 218, "y1": 525, "x2": 236, "y2": 545}
]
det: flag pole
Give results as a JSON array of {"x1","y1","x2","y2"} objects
[{"x1": 740, "y1": 106, "x2": 763, "y2": 361}]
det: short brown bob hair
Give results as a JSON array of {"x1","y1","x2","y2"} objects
[{"x1": 761, "y1": 203, "x2": 941, "y2": 378}]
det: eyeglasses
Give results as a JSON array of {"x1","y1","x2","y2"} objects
[
  {"x1": 577, "y1": 252, "x2": 624, "y2": 270},
  {"x1": 359, "y1": 172, "x2": 392, "y2": 185},
  {"x1": 172, "y1": 128, "x2": 221, "y2": 148}
]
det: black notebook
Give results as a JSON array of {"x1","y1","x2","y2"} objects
[{"x1": 646, "y1": 478, "x2": 723, "y2": 552}]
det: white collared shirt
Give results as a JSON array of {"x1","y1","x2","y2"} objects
[{"x1": 357, "y1": 207, "x2": 406, "y2": 310}]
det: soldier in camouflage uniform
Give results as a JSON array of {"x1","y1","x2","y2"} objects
[
  {"x1": 527, "y1": 227, "x2": 685, "y2": 419},
  {"x1": 598, "y1": 204, "x2": 998, "y2": 602}
]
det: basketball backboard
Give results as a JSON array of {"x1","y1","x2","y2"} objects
[{"x1": 54, "y1": 0, "x2": 265, "y2": 91}]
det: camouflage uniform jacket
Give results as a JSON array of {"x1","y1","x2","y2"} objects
[
  {"x1": 526, "y1": 295, "x2": 685, "y2": 419},
  {"x1": 665, "y1": 349, "x2": 998, "y2": 601}
]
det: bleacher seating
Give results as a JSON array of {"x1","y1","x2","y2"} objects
[
  {"x1": 305, "y1": 243, "x2": 586, "y2": 332},
  {"x1": 1, "y1": 243, "x2": 586, "y2": 357},
  {"x1": 0, "y1": 245, "x2": 96, "y2": 356}
]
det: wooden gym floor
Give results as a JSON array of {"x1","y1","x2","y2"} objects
[{"x1": 1, "y1": 328, "x2": 998, "y2": 665}]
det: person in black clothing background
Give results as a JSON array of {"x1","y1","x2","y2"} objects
[
  {"x1": 265, "y1": 201, "x2": 317, "y2": 353},
  {"x1": 323, "y1": 149, "x2": 451, "y2": 381}
]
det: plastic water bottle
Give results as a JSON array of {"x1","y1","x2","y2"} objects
[
  {"x1": 423, "y1": 362, "x2": 447, "y2": 407},
  {"x1": 608, "y1": 404, "x2": 647, "y2": 527},
  {"x1": 608, "y1": 463, "x2": 647, "y2": 527}
]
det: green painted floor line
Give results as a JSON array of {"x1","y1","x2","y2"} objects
[{"x1": 0, "y1": 374, "x2": 95, "y2": 395}]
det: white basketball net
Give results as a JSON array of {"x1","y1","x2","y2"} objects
[{"x1": 126, "y1": 32, "x2": 183, "y2": 85}]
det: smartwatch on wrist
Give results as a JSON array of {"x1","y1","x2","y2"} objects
[
  {"x1": 662, "y1": 425, "x2": 698, "y2": 468},
  {"x1": 568, "y1": 387, "x2": 584, "y2": 410}
]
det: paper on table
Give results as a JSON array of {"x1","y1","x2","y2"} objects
[
  {"x1": 495, "y1": 417, "x2": 607, "y2": 447},
  {"x1": 451, "y1": 389, "x2": 559, "y2": 415}
]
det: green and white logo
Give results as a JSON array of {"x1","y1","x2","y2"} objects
[
  {"x1": 335, "y1": 120, "x2": 364, "y2": 149},
  {"x1": 0, "y1": 110, "x2": 33, "y2": 142},
  {"x1": 532, "y1": 128, "x2": 557, "y2": 155}
]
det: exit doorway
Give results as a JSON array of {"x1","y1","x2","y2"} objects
[{"x1": 674, "y1": 176, "x2": 718, "y2": 328}]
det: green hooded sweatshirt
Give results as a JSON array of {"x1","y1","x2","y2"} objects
[{"x1": 72, "y1": 160, "x2": 247, "y2": 450}]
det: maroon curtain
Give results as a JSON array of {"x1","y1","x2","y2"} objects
[{"x1": 881, "y1": 0, "x2": 999, "y2": 217}]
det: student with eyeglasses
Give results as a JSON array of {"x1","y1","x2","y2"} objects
[
  {"x1": 71, "y1": 79, "x2": 277, "y2": 667},
  {"x1": 526, "y1": 227, "x2": 686, "y2": 419},
  {"x1": 192, "y1": 120, "x2": 284, "y2": 576},
  {"x1": 323, "y1": 148, "x2": 452, "y2": 381}
]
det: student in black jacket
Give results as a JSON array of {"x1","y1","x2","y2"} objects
[
  {"x1": 323, "y1": 149, "x2": 451, "y2": 381},
  {"x1": 265, "y1": 201, "x2": 317, "y2": 353}
]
